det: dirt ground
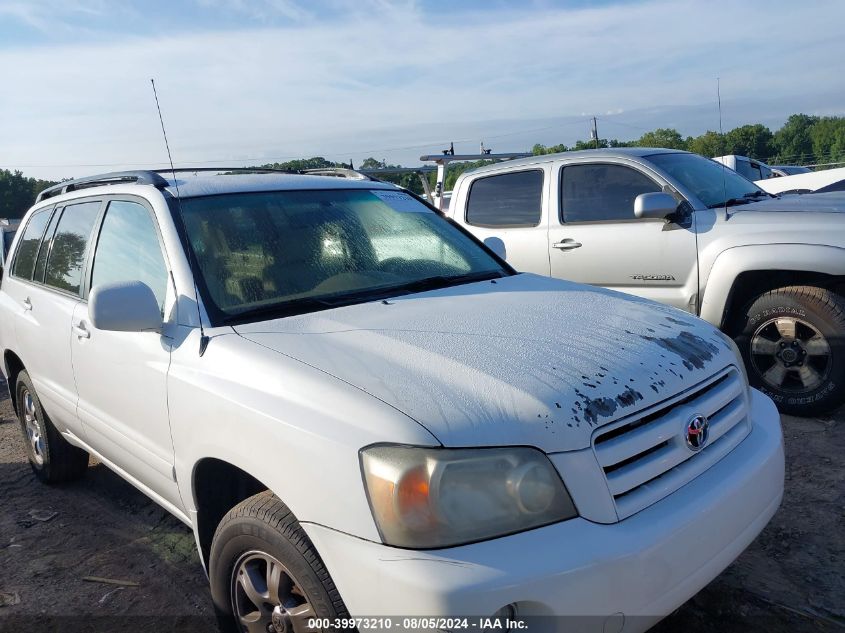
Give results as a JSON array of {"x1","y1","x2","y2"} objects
[{"x1": 0, "y1": 376, "x2": 842, "y2": 633}]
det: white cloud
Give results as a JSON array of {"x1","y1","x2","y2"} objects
[{"x1": 2, "y1": 0, "x2": 844, "y2": 178}]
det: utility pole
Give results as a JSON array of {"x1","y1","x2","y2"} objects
[{"x1": 591, "y1": 117, "x2": 599, "y2": 149}]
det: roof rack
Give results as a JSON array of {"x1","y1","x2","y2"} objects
[
  {"x1": 358, "y1": 166, "x2": 437, "y2": 200},
  {"x1": 33, "y1": 166, "x2": 311, "y2": 204},
  {"x1": 302, "y1": 168, "x2": 374, "y2": 180},
  {"x1": 36, "y1": 171, "x2": 171, "y2": 203},
  {"x1": 151, "y1": 166, "x2": 301, "y2": 175}
]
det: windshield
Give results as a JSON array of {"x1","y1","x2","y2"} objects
[
  {"x1": 646, "y1": 152, "x2": 771, "y2": 208},
  {"x1": 178, "y1": 188, "x2": 508, "y2": 323}
]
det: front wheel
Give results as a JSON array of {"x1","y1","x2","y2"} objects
[
  {"x1": 209, "y1": 492, "x2": 349, "y2": 633},
  {"x1": 735, "y1": 286, "x2": 845, "y2": 416}
]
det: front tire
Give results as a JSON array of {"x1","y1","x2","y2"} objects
[
  {"x1": 16, "y1": 370, "x2": 89, "y2": 483},
  {"x1": 209, "y1": 491, "x2": 349, "y2": 633},
  {"x1": 735, "y1": 286, "x2": 845, "y2": 416}
]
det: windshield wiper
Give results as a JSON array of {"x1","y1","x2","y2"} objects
[
  {"x1": 709, "y1": 190, "x2": 774, "y2": 208},
  {"x1": 710, "y1": 197, "x2": 751, "y2": 208},
  {"x1": 222, "y1": 270, "x2": 506, "y2": 324},
  {"x1": 379, "y1": 270, "x2": 505, "y2": 296},
  {"x1": 222, "y1": 295, "x2": 359, "y2": 324}
]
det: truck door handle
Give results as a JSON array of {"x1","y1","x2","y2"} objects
[
  {"x1": 22, "y1": 297, "x2": 32, "y2": 311},
  {"x1": 552, "y1": 239, "x2": 583, "y2": 251},
  {"x1": 72, "y1": 322, "x2": 91, "y2": 339}
]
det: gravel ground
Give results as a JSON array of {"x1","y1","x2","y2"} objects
[{"x1": 0, "y1": 377, "x2": 842, "y2": 632}]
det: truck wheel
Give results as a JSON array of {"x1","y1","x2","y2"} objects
[
  {"x1": 16, "y1": 370, "x2": 89, "y2": 483},
  {"x1": 209, "y1": 491, "x2": 349, "y2": 633},
  {"x1": 735, "y1": 286, "x2": 845, "y2": 416}
]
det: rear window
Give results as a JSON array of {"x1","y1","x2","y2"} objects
[
  {"x1": 12, "y1": 208, "x2": 51, "y2": 280},
  {"x1": 466, "y1": 170, "x2": 543, "y2": 227}
]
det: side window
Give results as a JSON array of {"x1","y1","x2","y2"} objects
[
  {"x1": 11, "y1": 208, "x2": 52, "y2": 280},
  {"x1": 91, "y1": 200, "x2": 168, "y2": 310},
  {"x1": 466, "y1": 170, "x2": 543, "y2": 228},
  {"x1": 561, "y1": 164, "x2": 661, "y2": 223},
  {"x1": 33, "y1": 206, "x2": 63, "y2": 283},
  {"x1": 44, "y1": 201, "x2": 101, "y2": 295},
  {"x1": 735, "y1": 158, "x2": 762, "y2": 181}
]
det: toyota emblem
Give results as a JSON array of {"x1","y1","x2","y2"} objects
[{"x1": 685, "y1": 414, "x2": 709, "y2": 451}]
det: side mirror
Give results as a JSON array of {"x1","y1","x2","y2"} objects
[
  {"x1": 89, "y1": 281, "x2": 162, "y2": 332},
  {"x1": 634, "y1": 192, "x2": 678, "y2": 220},
  {"x1": 483, "y1": 236, "x2": 507, "y2": 260}
]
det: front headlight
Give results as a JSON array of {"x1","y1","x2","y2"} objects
[{"x1": 360, "y1": 445, "x2": 577, "y2": 548}]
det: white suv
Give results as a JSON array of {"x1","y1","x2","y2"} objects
[{"x1": 0, "y1": 169, "x2": 783, "y2": 632}]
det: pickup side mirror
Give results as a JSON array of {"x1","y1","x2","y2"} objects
[
  {"x1": 89, "y1": 281, "x2": 162, "y2": 332},
  {"x1": 483, "y1": 236, "x2": 507, "y2": 260},
  {"x1": 634, "y1": 192, "x2": 678, "y2": 220}
]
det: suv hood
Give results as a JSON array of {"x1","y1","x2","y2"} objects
[
  {"x1": 734, "y1": 191, "x2": 845, "y2": 214},
  {"x1": 234, "y1": 274, "x2": 737, "y2": 452}
]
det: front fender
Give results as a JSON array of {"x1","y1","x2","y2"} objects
[
  {"x1": 699, "y1": 243, "x2": 845, "y2": 326},
  {"x1": 168, "y1": 327, "x2": 440, "y2": 543}
]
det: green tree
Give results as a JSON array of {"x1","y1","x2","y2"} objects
[
  {"x1": 260, "y1": 157, "x2": 345, "y2": 171},
  {"x1": 0, "y1": 169, "x2": 59, "y2": 219},
  {"x1": 723, "y1": 124, "x2": 774, "y2": 159},
  {"x1": 687, "y1": 131, "x2": 727, "y2": 157},
  {"x1": 809, "y1": 116, "x2": 845, "y2": 166},
  {"x1": 634, "y1": 128, "x2": 687, "y2": 150},
  {"x1": 532, "y1": 143, "x2": 569, "y2": 155},
  {"x1": 772, "y1": 114, "x2": 819, "y2": 164}
]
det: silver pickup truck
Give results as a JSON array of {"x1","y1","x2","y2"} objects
[{"x1": 446, "y1": 148, "x2": 845, "y2": 416}]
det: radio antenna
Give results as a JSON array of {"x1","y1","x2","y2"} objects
[
  {"x1": 716, "y1": 77, "x2": 731, "y2": 220},
  {"x1": 150, "y1": 78, "x2": 210, "y2": 356}
]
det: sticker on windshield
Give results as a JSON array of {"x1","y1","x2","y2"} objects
[{"x1": 371, "y1": 190, "x2": 432, "y2": 213}]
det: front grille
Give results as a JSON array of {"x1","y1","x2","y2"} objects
[{"x1": 593, "y1": 366, "x2": 750, "y2": 520}]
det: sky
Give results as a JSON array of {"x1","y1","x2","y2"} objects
[{"x1": 1, "y1": 0, "x2": 844, "y2": 180}]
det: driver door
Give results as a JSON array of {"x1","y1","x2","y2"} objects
[
  {"x1": 548, "y1": 161, "x2": 699, "y2": 312},
  {"x1": 70, "y1": 198, "x2": 181, "y2": 510}
]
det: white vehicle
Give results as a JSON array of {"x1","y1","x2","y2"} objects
[
  {"x1": 447, "y1": 149, "x2": 845, "y2": 415},
  {"x1": 712, "y1": 154, "x2": 845, "y2": 194},
  {"x1": 0, "y1": 169, "x2": 783, "y2": 632},
  {"x1": 770, "y1": 165, "x2": 812, "y2": 177}
]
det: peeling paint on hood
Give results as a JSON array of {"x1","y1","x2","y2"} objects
[{"x1": 234, "y1": 274, "x2": 736, "y2": 452}]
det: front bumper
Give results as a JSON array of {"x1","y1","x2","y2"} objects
[{"x1": 304, "y1": 389, "x2": 783, "y2": 630}]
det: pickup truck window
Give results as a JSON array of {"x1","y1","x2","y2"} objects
[
  {"x1": 646, "y1": 152, "x2": 769, "y2": 208},
  {"x1": 179, "y1": 189, "x2": 507, "y2": 323},
  {"x1": 44, "y1": 201, "x2": 101, "y2": 295},
  {"x1": 91, "y1": 200, "x2": 169, "y2": 309},
  {"x1": 466, "y1": 170, "x2": 543, "y2": 228},
  {"x1": 11, "y1": 207, "x2": 51, "y2": 280},
  {"x1": 561, "y1": 164, "x2": 660, "y2": 222},
  {"x1": 736, "y1": 158, "x2": 763, "y2": 181}
]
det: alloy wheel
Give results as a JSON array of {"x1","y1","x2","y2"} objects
[
  {"x1": 22, "y1": 388, "x2": 45, "y2": 466},
  {"x1": 230, "y1": 550, "x2": 316, "y2": 633},
  {"x1": 750, "y1": 316, "x2": 832, "y2": 392}
]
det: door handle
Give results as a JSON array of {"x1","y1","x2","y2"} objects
[
  {"x1": 72, "y1": 322, "x2": 91, "y2": 339},
  {"x1": 22, "y1": 297, "x2": 32, "y2": 311},
  {"x1": 552, "y1": 239, "x2": 583, "y2": 251}
]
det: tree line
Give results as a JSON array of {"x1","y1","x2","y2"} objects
[{"x1": 2, "y1": 113, "x2": 843, "y2": 218}]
